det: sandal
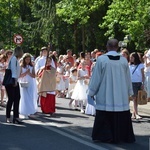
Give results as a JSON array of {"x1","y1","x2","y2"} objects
[
  {"x1": 135, "y1": 115, "x2": 142, "y2": 120},
  {"x1": 56, "y1": 94, "x2": 61, "y2": 98},
  {"x1": 0, "y1": 102, "x2": 6, "y2": 107},
  {"x1": 131, "y1": 114, "x2": 136, "y2": 119},
  {"x1": 60, "y1": 93, "x2": 65, "y2": 98}
]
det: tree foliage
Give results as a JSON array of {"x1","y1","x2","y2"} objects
[
  {"x1": 56, "y1": 0, "x2": 105, "y2": 24},
  {"x1": 0, "y1": 0, "x2": 21, "y2": 48},
  {"x1": 101, "y1": 0, "x2": 150, "y2": 50},
  {"x1": 0, "y1": 0, "x2": 149, "y2": 54}
]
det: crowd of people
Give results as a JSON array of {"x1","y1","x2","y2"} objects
[{"x1": 0, "y1": 38, "x2": 150, "y2": 143}]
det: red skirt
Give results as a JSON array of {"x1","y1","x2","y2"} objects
[{"x1": 40, "y1": 94, "x2": 55, "y2": 114}]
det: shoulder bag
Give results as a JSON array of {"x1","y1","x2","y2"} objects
[
  {"x1": 2, "y1": 59, "x2": 16, "y2": 86},
  {"x1": 132, "y1": 64, "x2": 139, "y2": 74}
]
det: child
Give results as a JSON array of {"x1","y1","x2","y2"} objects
[
  {"x1": 0, "y1": 54, "x2": 7, "y2": 106},
  {"x1": 66, "y1": 68, "x2": 78, "y2": 108},
  {"x1": 64, "y1": 64, "x2": 71, "y2": 96},
  {"x1": 56, "y1": 61, "x2": 66, "y2": 97},
  {"x1": 85, "y1": 95, "x2": 96, "y2": 116},
  {"x1": 71, "y1": 60, "x2": 89, "y2": 113},
  {"x1": 144, "y1": 49, "x2": 150, "y2": 101},
  {"x1": 37, "y1": 56, "x2": 56, "y2": 115},
  {"x1": 19, "y1": 53, "x2": 38, "y2": 118}
]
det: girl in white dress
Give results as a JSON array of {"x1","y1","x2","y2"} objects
[
  {"x1": 19, "y1": 53, "x2": 38, "y2": 118},
  {"x1": 66, "y1": 68, "x2": 78, "y2": 108},
  {"x1": 71, "y1": 60, "x2": 89, "y2": 113},
  {"x1": 84, "y1": 57, "x2": 96, "y2": 116},
  {"x1": 56, "y1": 61, "x2": 66, "y2": 97},
  {"x1": 0, "y1": 54, "x2": 7, "y2": 106},
  {"x1": 85, "y1": 95, "x2": 96, "y2": 116},
  {"x1": 143, "y1": 49, "x2": 150, "y2": 101},
  {"x1": 64, "y1": 64, "x2": 70, "y2": 96}
]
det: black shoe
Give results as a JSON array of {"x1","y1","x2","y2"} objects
[{"x1": 13, "y1": 118, "x2": 22, "y2": 124}]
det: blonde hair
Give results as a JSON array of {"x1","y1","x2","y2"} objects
[{"x1": 121, "y1": 48, "x2": 130, "y2": 62}]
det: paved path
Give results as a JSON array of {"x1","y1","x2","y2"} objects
[{"x1": 0, "y1": 97, "x2": 150, "y2": 150}]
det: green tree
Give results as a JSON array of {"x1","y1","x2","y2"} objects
[
  {"x1": 56, "y1": 0, "x2": 106, "y2": 52},
  {"x1": 101, "y1": 0, "x2": 150, "y2": 51},
  {"x1": 0, "y1": 0, "x2": 21, "y2": 49}
]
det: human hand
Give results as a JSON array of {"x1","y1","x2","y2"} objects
[
  {"x1": 40, "y1": 66, "x2": 45, "y2": 70},
  {"x1": 91, "y1": 96, "x2": 95, "y2": 100},
  {"x1": 84, "y1": 75, "x2": 89, "y2": 79},
  {"x1": 13, "y1": 79, "x2": 17, "y2": 87},
  {"x1": 2, "y1": 66, "x2": 6, "y2": 69},
  {"x1": 27, "y1": 69, "x2": 30, "y2": 73},
  {"x1": 141, "y1": 84, "x2": 144, "y2": 90}
]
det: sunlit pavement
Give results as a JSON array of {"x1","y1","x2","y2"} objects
[{"x1": 0, "y1": 97, "x2": 150, "y2": 150}]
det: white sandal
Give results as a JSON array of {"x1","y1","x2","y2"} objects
[{"x1": 135, "y1": 115, "x2": 142, "y2": 120}]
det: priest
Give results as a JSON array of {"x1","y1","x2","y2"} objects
[{"x1": 88, "y1": 39, "x2": 135, "y2": 143}]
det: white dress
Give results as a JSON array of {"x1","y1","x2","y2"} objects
[
  {"x1": 66, "y1": 75, "x2": 77, "y2": 98},
  {"x1": 71, "y1": 69, "x2": 88, "y2": 102},
  {"x1": 85, "y1": 95, "x2": 96, "y2": 116},
  {"x1": 64, "y1": 71, "x2": 70, "y2": 89},
  {"x1": 0, "y1": 63, "x2": 5, "y2": 90},
  {"x1": 19, "y1": 66, "x2": 38, "y2": 116},
  {"x1": 56, "y1": 66, "x2": 66, "y2": 91},
  {"x1": 144, "y1": 53, "x2": 150, "y2": 97}
]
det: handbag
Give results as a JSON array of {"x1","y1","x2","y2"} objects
[
  {"x1": 20, "y1": 81, "x2": 29, "y2": 88},
  {"x1": 20, "y1": 67, "x2": 29, "y2": 88},
  {"x1": 2, "y1": 60, "x2": 15, "y2": 86},
  {"x1": 137, "y1": 90, "x2": 147, "y2": 105},
  {"x1": 20, "y1": 77, "x2": 29, "y2": 88}
]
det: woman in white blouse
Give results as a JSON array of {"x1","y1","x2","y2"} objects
[
  {"x1": 129, "y1": 52, "x2": 145, "y2": 120},
  {"x1": 5, "y1": 47, "x2": 23, "y2": 124}
]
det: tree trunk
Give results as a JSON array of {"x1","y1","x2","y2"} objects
[{"x1": 82, "y1": 25, "x2": 85, "y2": 52}]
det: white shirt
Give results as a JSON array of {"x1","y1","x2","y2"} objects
[
  {"x1": 129, "y1": 63, "x2": 144, "y2": 82},
  {"x1": 35, "y1": 56, "x2": 56, "y2": 74},
  {"x1": 9, "y1": 56, "x2": 20, "y2": 80}
]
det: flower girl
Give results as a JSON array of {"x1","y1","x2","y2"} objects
[
  {"x1": 71, "y1": 60, "x2": 89, "y2": 113},
  {"x1": 0, "y1": 54, "x2": 7, "y2": 106},
  {"x1": 19, "y1": 53, "x2": 38, "y2": 118},
  {"x1": 66, "y1": 68, "x2": 78, "y2": 108}
]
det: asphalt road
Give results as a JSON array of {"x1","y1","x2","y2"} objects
[{"x1": 0, "y1": 97, "x2": 150, "y2": 150}]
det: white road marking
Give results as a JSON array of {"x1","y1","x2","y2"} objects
[{"x1": 28, "y1": 120, "x2": 108, "y2": 150}]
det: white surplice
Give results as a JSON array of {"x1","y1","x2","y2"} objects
[{"x1": 88, "y1": 51, "x2": 133, "y2": 112}]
